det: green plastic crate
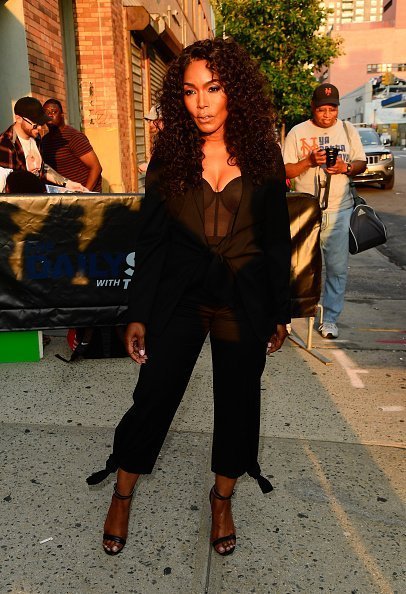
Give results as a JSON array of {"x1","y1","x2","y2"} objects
[{"x1": 0, "y1": 331, "x2": 43, "y2": 363}]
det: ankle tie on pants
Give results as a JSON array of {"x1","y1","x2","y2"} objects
[
  {"x1": 248, "y1": 462, "x2": 274, "y2": 494},
  {"x1": 86, "y1": 457, "x2": 273, "y2": 493},
  {"x1": 86, "y1": 455, "x2": 119, "y2": 485}
]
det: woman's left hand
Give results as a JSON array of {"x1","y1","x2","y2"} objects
[{"x1": 267, "y1": 324, "x2": 288, "y2": 355}]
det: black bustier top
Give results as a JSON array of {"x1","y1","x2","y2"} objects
[{"x1": 202, "y1": 177, "x2": 243, "y2": 245}]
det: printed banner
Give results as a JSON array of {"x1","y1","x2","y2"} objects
[
  {"x1": 0, "y1": 194, "x2": 142, "y2": 330},
  {"x1": 0, "y1": 192, "x2": 321, "y2": 331}
]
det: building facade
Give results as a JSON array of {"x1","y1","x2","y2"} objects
[
  {"x1": 0, "y1": 0, "x2": 215, "y2": 192},
  {"x1": 339, "y1": 79, "x2": 406, "y2": 145},
  {"x1": 320, "y1": 0, "x2": 384, "y2": 31},
  {"x1": 325, "y1": 0, "x2": 406, "y2": 96}
]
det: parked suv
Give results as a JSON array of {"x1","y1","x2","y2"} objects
[{"x1": 353, "y1": 127, "x2": 395, "y2": 190}]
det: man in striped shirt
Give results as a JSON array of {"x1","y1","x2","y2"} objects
[{"x1": 42, "y1": 99, "x2": 102, "y2": 192}]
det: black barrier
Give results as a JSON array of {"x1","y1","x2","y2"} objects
[
  {"x1": 0, "y1": 194, "x2": 142, "y2": 330},
  {"x1": 0, "y1": 192, "x2": 321, "y2": 330},
  {"x1": 287, "y1": 192, "x2": 322, "y2": 319}
]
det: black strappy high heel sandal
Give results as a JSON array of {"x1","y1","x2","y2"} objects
[
  {"x1": 103, "y1": 483, "x2": 134, "y2": 556},
  {"x1": 209, "y1": 485, "x2": 237, "y2": 556}
]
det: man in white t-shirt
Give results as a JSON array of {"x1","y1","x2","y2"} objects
[
  {"x1": 283, "y1": 83, "x2": 366, "y2": 338},
  {"x1": 0, "y1": 97, "x2": 88, "y2": 192},
  {"x1": 138, "y1": 105, "x2": 163, "y2": 174},
  {"x1": 0, "y1": 167, "x2": 12, "y2": 192}
]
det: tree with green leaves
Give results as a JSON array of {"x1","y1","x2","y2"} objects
[{"x1": 214, "y1": 0, "x2": 342, "y2": 140}]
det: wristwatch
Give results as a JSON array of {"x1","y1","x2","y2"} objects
[{"x1": 346, "y1": 163, "x2": 352, "y2": 175}]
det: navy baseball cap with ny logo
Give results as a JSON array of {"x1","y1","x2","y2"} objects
[{"x1": 312, "y1": 83, "x2": 340, "y2": 107}]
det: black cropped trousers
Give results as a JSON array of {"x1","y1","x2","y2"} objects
[{"x1": 112, "y1": 291, "x2": 268, "y2": 481}]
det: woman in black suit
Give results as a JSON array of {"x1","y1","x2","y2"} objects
[{"x1": 88, "y1": 38, "x2": 291, "y2": 557}]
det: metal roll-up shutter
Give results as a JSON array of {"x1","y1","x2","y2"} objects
[
  {"x1": 131, "y1": 36, "x2": 146, "y2": 191},
  {"x1": 149, "y1": 48, "x2": 167, "y2": 106}
]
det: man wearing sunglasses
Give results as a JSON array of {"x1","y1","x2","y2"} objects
[{"x1": 0, "y1": 97, "x2": 88, "y2": 191}]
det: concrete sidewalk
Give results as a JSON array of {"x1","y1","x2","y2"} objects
[{"x1": 1, "y1": 247, "x2": 405, "y2": 594}]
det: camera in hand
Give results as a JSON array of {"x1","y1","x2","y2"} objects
[{"x1": 325, "y1": 146, "x2": 339, "y2": 167}]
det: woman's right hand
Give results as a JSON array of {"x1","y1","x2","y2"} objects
[{"x1": 125, "y1": 322, "x2": 148, "y2": 364}]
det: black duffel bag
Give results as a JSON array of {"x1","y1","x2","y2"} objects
[{"x1": 349, "y1": 186, "x2": 387, "y2": 255}]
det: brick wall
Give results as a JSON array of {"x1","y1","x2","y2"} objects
[
  {"x1": 111, "y1": 0, "x2": 134, "y2": 191},
  {"x1": 75, "y1": 0, "x2": 134, "y2": 190},
  {"x1": 20, "y1": 0, "x2": 213, "y2": 192},
  {"x1": 23, "y1": 0, "x2": 66, "y2": 104}
]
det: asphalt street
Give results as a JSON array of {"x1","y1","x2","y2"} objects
[{"x1": 359, "y1": 148, "x2": 406, "y2": 269}]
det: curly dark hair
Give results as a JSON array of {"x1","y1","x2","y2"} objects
[{"x1": 153, "y1": 38, "x2": 280, "y2": 196}]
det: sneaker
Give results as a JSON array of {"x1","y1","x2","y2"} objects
[{"x1": 318, "y1": 322, "x2": 338, "y2": 339}]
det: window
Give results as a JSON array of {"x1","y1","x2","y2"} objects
[
  {"x1": 367, "y1": 63, "x2": 406, "y2": 73},
  {"x1": 358, "y1": 128, "x2": 381, "y2": 146}
]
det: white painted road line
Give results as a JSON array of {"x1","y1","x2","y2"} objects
[{"x1": 332, "y1": 349, "x2": 368, "y2": 388}]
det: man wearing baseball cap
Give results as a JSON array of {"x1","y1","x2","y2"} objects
[
  {"x1": 138, "y1": 105, "x2": 163, "y2": 174},
  {"x1": 144, "y1": 104, "x2": 160, "y2": 122},
  {"x1": 283, "y1": 83, "x2": 366, "y2": 339},
  {"x1": 0, "y1": 97, "x2": 88, "y2": 191}
]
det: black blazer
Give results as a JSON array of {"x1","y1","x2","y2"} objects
[{"x1": 128, "y1": 155, "x2": 291, "y2": 341}]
